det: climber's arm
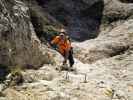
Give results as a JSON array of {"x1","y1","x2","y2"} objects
[
  {"x1": 51, "y1": 36, "x2": 60, "y2": 45},
  {"x1": 47, "y1": 36, "x2": 60, "y2": 48}
]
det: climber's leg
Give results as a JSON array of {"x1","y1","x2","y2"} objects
[{"x1": 68, "y1": 49, "x2": 74, "y2": 67}]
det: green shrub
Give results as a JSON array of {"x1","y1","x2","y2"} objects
[{"x1": 7, "y1": 66, "x2": 24, "y2": 86}]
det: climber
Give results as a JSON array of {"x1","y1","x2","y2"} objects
[{"x1": 48, "y1": 29, "x2": 74, "y2": 70}]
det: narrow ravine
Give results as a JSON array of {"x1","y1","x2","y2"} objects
[{"x1": 0, "y1": 0, "x2": 133, "y2": 100}]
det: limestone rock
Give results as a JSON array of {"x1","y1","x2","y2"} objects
[
  {"x1": 1, "y1": 0, "x2": 133, "y2": 100},
  {"x1": 0, "y1": 0, "x2": 50, "y2": 68},
  {"x1": 73, "y1": 19, "x2": 133, "y2": 63},
  {"x1": 33, "y1": 0, "x2": 133, "y2": 41}
]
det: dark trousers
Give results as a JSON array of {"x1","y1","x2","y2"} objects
[{"x1": 68, "y1": 49, "x2": 74, "y2": 67}]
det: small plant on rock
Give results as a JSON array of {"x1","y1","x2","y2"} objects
[{"x1": 7, "y1": 66, "x2": 24, "y2": 86}]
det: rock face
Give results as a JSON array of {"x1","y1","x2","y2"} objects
[
  {"x1": 17, "y1": 0, "x2": 133, "y2": 42},
  {"x1": 2, "y1": 19, "x2": 133, "y2": 100},
  {"x1": 0, "y1": 0, "x2": 133, "y2": 100},
  {"x1": 0, "y1": 0, "x2": 47, "y2": 67},
  {"x1": 35, "y1": 0, "x2": 133, "y2": 41},
  {"x1": 36, "y1": 0, "x2": 104, "y2": 41},
  {"x1": 73, "y1": 19, "x2": 133, "y2": 63},
  {"x1": 101, "y1": 0, "x2": 133, "y2": 33}
]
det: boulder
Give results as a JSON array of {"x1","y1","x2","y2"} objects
[
  {"x1": 73, "y1": 19, "x2": 133, "y2": 63},
  {"x1": 0, "y1": 0, "x2": 51, "y2": 68}
]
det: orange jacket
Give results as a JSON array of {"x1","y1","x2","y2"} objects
[{"x1": 51, "y1": 36, "x2": 71, "y2": 55}]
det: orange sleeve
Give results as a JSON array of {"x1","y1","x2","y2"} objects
[{"x1": 51, "y1": 36, "x2": 60, "y2": 44}]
